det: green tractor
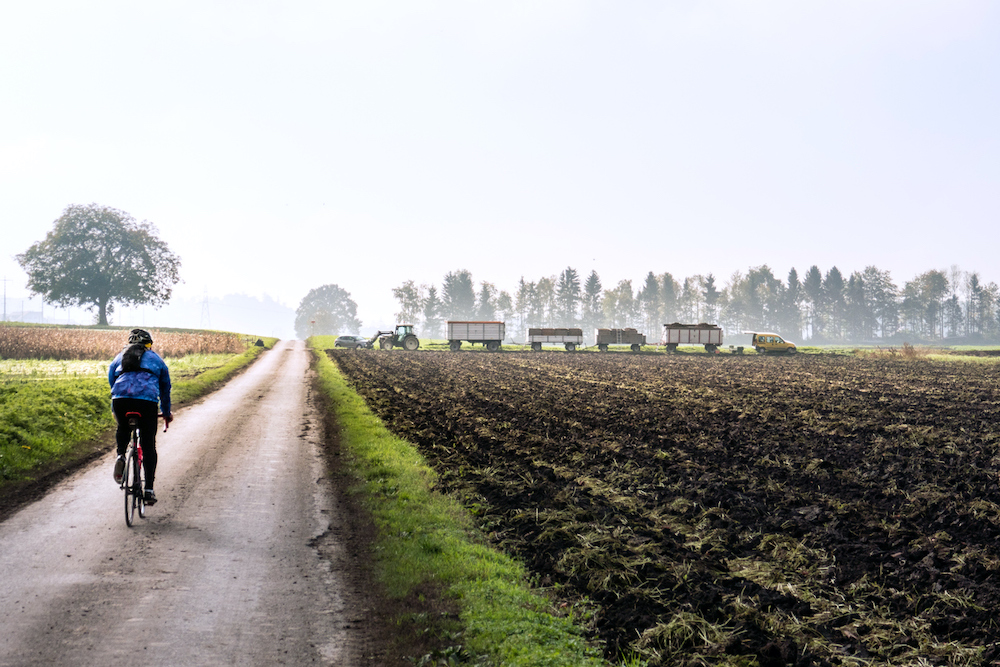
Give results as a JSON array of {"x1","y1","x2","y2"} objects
[{"x1": 367, "y1": 324, "x2": 420, "y2": 351}]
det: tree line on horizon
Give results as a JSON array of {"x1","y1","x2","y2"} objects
[{"x1": 392, "y1": 265, "x2": 1000, "y2": 345}]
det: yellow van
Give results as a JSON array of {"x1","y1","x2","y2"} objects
[{"x1": 751, "y1": 332, "x2": 797, "y2": 354}]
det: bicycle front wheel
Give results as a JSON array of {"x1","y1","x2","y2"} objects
[{"x1": 124, "y1": 449, "x2": 139, "y2": 526}]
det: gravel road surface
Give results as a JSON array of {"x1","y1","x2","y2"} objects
[{"x1": 0, "y1": 340, "x2": 370, "y2": 666}]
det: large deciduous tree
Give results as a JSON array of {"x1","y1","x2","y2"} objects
[
  {"x1": 294, "y1": 284, "x2": 361, "y2": 339},
  {"x1": 16, "y1": 203, "x2": 181, "y2": 325}
]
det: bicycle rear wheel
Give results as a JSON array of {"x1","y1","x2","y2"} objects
[
  {"x1": 135, "y1": 452, "x2": 146, "y2": 519},
  {"x1": 124, "y1": 449, "x2": 139, "y2": 526}
]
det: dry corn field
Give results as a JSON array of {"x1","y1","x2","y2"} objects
[
  {"x1": 0, "y1": 325, "x2": 248, "y2": 360},
  {"x1": 332, "y1": 350, "x2": 1000, "y2": 667}
]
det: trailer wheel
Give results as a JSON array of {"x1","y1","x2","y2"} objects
[
  {"x1": 598, "y1": 344, "x2": 608, "y2": 352},
  {"x1": 531, "y1": 342, "x2": 541, "y2": 352},
  {"x1": 630, "y1": 344, "x2": 640, "y2": 352},
  {"x1": 486, "y1": 340, "x2": 500, "y2": 352},
  {"x1": 667, "y1": 344, "x2": 678, "y2": 353},
  {"x1": 564, "y1": 342, "x2": 576, "y2": 352},
  {"x1": 449, "y1": 340, "x2": 461, "y2": 352}
]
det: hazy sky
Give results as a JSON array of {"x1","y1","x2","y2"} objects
[{"x1": 2, "y1": 1, "x2": 997, "y2": 332}]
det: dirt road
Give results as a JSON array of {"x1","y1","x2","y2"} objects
[{"x1": 0, "y1": 340, "x2": 371, "y2": 666}]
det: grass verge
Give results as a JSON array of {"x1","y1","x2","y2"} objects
[
  {"x1": 0, "y1": 338, "x2": 276, "y2": 502},
  {"x1": 311, "y1": 337, "x2": 621, "y2": 666}
]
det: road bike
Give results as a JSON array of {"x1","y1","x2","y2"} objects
[
  {"x1": 120, "y1": 412, "x2": 167, "y2": 526},
  {"x1": 120, "y1": 412, "x2": 146, "y2": 526}
]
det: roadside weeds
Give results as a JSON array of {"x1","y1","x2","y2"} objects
[{"x1": 310, "y1": 339, "x2": 618, "y2": 667}]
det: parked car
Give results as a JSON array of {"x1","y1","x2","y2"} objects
[
  {"x1": 334, "y1": 335, "x2": 369, "y2": 349},
  {"x1": 750, "y1": 332, "x2": 797, "y2": 354}
]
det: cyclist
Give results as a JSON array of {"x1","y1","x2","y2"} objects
[{"x1": 109, "y1": 328, "x2": 173, "y2": 505}]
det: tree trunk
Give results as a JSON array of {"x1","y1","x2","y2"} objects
[{"x1": 98, "y1": 298, "x2": 109, "y2": 326}]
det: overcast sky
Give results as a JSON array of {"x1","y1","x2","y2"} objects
[{"x1": 2, "y1": 1, "x2": 997, "y2": 332}]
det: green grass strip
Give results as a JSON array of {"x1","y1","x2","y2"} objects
[
  {"x1": 170, "y1": 339, "x2": 275, "y2": 404},
  {"x1": 311, "y1": 340, "x2": 615, "y2": 666},
  {"x1": 0, "y1": 339, "x2": 276, "y2": 486},
  {"x1": 0, "y1": 378, "x2": 113, "y2": 482}
]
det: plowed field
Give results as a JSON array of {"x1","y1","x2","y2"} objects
[{"x1": 330, "y1": 350, "x2": 1000, "y2": 666}]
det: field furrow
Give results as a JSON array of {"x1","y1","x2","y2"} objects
[{"x1": 332, "y1": 350, "x2": 1000, "y2": 666}]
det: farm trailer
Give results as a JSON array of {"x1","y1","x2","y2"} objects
[
  {"x1": 660, "y1": 322, "x2": 723, "y2": 353},
  {"x1": 528, "y1": 328, "x2": 584, "y2": 352},
  {"x1": 447, "y1": 321, "x2": 505, "y2": 352},
  {"x1": 595, "y1": 328, "x2": 646, "y2": 352}
]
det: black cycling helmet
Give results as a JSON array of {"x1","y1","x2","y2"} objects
[{"x1": 128, "y1": 328, "x2": 153, "y2": 346}]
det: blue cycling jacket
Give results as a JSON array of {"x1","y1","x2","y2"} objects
[{"x1": 108, "y1": 348, "x2": 172, "y2": 416}]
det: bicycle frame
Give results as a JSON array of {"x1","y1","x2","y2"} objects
[
  {"x1": 127, "y1": 413, "x2": 144, "y2": 469},
  {"x1": 123, "y1": 412, "x2": 145, "y2": 525},
  {"x1": 120, "y1": 411, "x2": 167, "y2": 526}
]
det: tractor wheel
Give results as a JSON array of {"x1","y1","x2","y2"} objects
[
  {"x1": 531, "y1": 342, "x2": 541, "y2": 352},
  {"x1": 449, "y1": 340, "x2": 461, "y2": 352},
  {"x1": 598, "y1": 344, "x2": 608, "y2": 352},
  {"x1": 380, "y1": 338, "x2": 392, "y2": 350},
  {"x1": 402, "y1": 336, "x2": 419, "y2": 351},
  {"x1": 630, "y1": 344, "x2": 640, "y2": 352}
]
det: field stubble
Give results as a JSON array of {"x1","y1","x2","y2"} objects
[
  {"x1": 0, "y1": 324, "x2": 248, "y2": 360},
  {"x1": 331, "y1": 350, "x2": 1000, "y2": 666}
]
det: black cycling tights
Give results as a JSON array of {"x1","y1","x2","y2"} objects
[{"x1": 112, "y1": 398, "x2": 159, "y2": 488}]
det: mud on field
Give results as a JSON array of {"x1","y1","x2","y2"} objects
[{"x1": 330, "y1": 350, "x2": 1000, "y2": 666}]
